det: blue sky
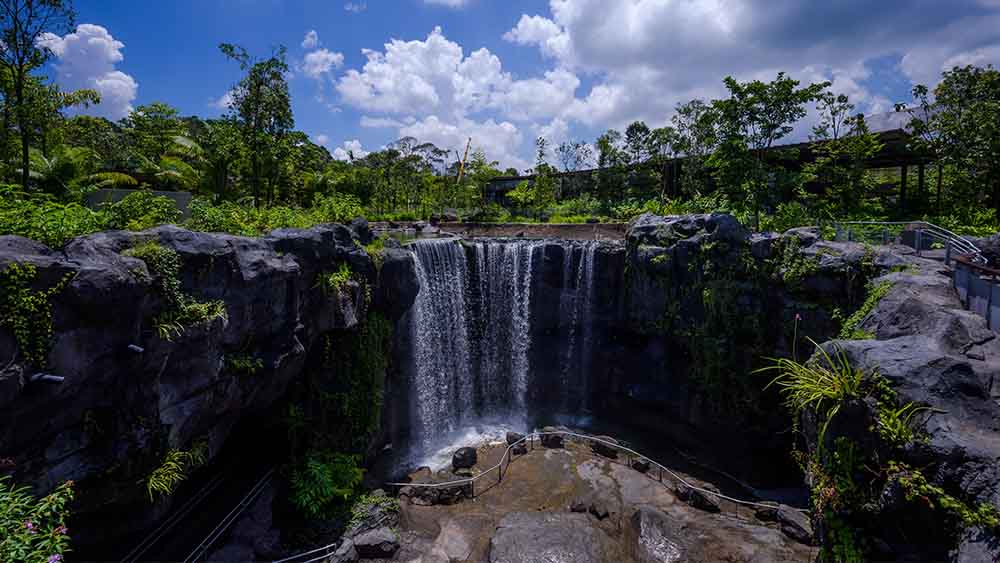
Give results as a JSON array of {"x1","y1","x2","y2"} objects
[{"x1": 45, "y1": 0, "x2": 1000, "y2": 170}]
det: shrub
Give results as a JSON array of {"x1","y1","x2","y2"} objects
[
  {"x1": 289, "y1": 450, "x2": 364, "y2": 520},
  {"x1": 311, "y1": 192, "x2": 364, "y2": 224},
  {"x1": 0, "y1": 477, "x2": 74, "y2": 563},
  {"x1": 102, "y1": 190, "x2": 181, "y2": 231},
  {"x1": 758, "y1": 341, "x2": 865, "y2": 443},
  {"x1": 318, "y1": 263, "x2": 353, "y2": 296},
  {"x1": 0, "y1": 185, "x2": 104, "y2": 248}
]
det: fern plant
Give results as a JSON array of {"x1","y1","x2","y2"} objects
[
  {"x1": 289, "y1": 450, "x2": 364, "y2": 520},
  {"x1": 146, "y1": 443, "x2": 208, "y2": 501}
]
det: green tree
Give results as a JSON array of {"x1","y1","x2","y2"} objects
[
  {"x1": 123, "y1": 102, "x2": 185, "y2": 162},
  {"x1": 220, "y1": 43, "x2": 294, "y2": 207},
  {"x1": 710, "y1": 72, "x2": 828, "y2": 226},
  {"x1": 898, "y1": 65, "x2": 1000, "y2": 218},
  {"x1": 803, "y1": 92, "x2": 883, "y2": 218},
  {"x1": 671, "y1": 99, "x2": 718, "y2": 196},
  {"x1": 0, "y1": 0, "x2": 76, "y2": 189}
]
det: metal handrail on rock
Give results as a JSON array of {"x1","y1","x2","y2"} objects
[
  {"x1": 274, "y1": 431, "x2": 808, "y2": 563},
  {"x1": 386, "y1": 431, "x2": 807, "y2": 513},
  {"x1": 832, "y1": 220, "x2": 984, "y2": 263}
]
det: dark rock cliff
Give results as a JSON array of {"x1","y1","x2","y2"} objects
[{"x1": 0, "y1": 223, "x2": 418, "y2": 548}]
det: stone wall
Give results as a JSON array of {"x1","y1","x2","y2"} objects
[{"x1": 0, "y1": 221, "x2": 419, "y2": 549}]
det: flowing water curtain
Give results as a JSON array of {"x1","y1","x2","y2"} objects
[
  {"x1": 408, "y1": 239, "x2": 540, "y2": 450},
  {"x1": 560, "y1": 241, "x2": 598, "y2": 412},
  {"x1": 410, "y1": 239, "x2": 473, "y2": 450}
]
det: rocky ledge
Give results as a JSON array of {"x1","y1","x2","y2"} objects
[{"x1": 0, "y1": 221, "x2": 419, "y2": 547}]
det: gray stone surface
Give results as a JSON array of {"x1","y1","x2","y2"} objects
[{"x1": 489, "y1": 512, "x2": 620, "y2": 563}]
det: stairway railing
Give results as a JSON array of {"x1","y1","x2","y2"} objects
[{"x1": 831, "y1": 220, "x2": 984, "y2": 263}]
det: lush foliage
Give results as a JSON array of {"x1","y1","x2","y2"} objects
[
  {"x1": 318, "y1": 263, "x2": 353, "y2": 296},
  {"x1": 0, "y1": 477, "x2": 74, "y2": 563},
  {"x1": 289, "y1": 450, "x2": 364, "y2": 520},
  {"x1": 122, "y1": 242, "x2": 227, "y2": 340},
  {"x1": 0, "y1": 262, "x2": 71, "y2": 367}
]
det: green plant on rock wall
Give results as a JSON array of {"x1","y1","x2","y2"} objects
[
  {"x1": 838, "y1": 280, "x2": 892, "y2": 340},
  {"x1": 0, "y1": 477, "x2": 75, "y2": 563},
  {"x1": 225, "y1": 353, "x2": 264, "y2": 377},
  {"x1": 289, "y1": 449, "x2": 364, "y2": 520},
  {"x1": 888, "y1": 461, "x2": 1000, "y2": 530},
  {"x1": 772, "y1": 236, "x2": 821, "y2": 288},
  {"x1": 321, "y1": 313, "x2": 393, "y2": 449},
  {"x1": 0, "y1": 263, "x2": 73, "y2": 368},
  {"x1": 363, "y1": 237, "x2": 387, "y2": 272},
  {"x1": 318, "y1": 262, "x2": 353, "y2": 297},
  {"x1": 146, "y1": 441, "x2": 208, "y2": 501},
  {"x1": 122, "y1": 242, "x2": 228, "y2": 341}
]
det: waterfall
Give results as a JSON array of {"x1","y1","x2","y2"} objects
[
  {"x1": 559, "y1": 241, "x2": 597, "y2": 412},
  {"x1": 408, "y1": 239, "x2": 539, "y2": 452},
  {"x1": 409, "y1": 240, "x2": 473, "y2": 451}
]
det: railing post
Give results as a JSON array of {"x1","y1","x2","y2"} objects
[
  {"x1": 835, "y1": 224, "x2": 843, "y2": 242},
  {"x1": 882, "y1": 228, "x2": 889, "y2": 245},
  {"x1": 847, "y1": 228, "x2": 854, "y2": 242},
  {"x1": 946, "y1": 242, "x2": 952, "y2": 266},
  {"x1": 916, "y1": 229, "x2": 923, "y2": 257}
]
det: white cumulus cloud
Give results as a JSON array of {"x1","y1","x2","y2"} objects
[
  {"x1": 332, "y1": 139, "x2": 370, "y2": 160},
  {"x1": 39, "y1": 24, "x2": 138, "y2": 121},
  {"x1": 302, "y1": 30, "x2": 320, "y2": 50},
  {"x1": 302, "y1": 48, "x2": 345, "y2": 79}
]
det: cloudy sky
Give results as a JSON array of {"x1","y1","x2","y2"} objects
[{"x1": 48, "y1": 0, "x2": 1000, "y2": 170}]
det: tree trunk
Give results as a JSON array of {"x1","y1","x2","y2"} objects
[
  {"x1": 936, "y1": 163, "x2": 943, "y2": 213},
  {"x1": 16, "y1": 74, "x2": 29, "y2": 190}
]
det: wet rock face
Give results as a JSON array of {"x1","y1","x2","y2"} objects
[{"x1": 0, "y1": 224, "x2": 418, "y2": 546}]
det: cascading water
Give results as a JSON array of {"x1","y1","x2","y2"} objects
[
  {"x1": 407, "y1": 238, "x2": 539, "y2": 457},
  {"x1": 559, "y1": 241, "x2": 597, "y2": 412}
]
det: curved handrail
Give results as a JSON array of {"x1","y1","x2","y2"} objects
[
  {"x1": 834, "y1": 220, "x2": 984, "y2": 261},
  {"x1": 273, "y1": 430, "x2": 806, "y2": 563},
  {"x1": 386, "y1": 431, "x2": 807, "y2": 513}
]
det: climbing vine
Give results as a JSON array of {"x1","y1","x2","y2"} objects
[
  {"x1": 837, "y1": 280, "x2": 892, "y2": 340},
  {"x1": 321, "y1": 313, "x2": 392, "y2": 449},
  {"x1": 0, "y1": 263, "x2": 72, "y2": 368},
  {"x1": 122, "y1": 242, "x2": 227, "y2": 341}
]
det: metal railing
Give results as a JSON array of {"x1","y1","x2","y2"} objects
[
  {"x1": 184, "y1": 467, "x2": 275, "y2": 563},
  {"x1": 383, "y1": 431, "x2": 805, "y2": 514},
  {"x1": 273, "y1": 430, "x2": 805, "y2": 563},
  {"x1": 831, "y1": 220, "x2": 984, "y2": 263}
]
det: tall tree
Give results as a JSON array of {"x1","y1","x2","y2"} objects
[
  {"x1": 0, "y1": 0, "x2": 75, "y2": 189},
  {"x1": 671, "y1": 99, "x2": 718, "y2": 196},
  {"x1": 710, "y1": 73, "x2": 828, "y2": 225},
  {"x1": 220, "y1": 43, "x2": 293, "y2": 207},
  {"x1": 804, "y1": 92, "x2": 883, "y2": 218},
  {"x1": 123, "y1": 102, "x2": 184, "y2": 162},
  {"x1": 898, "y1": 65, "x2": 1000, "y2": 218}
]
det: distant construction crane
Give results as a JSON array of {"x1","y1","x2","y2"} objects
[{"x1": 455, "y1": 137, "x2": 472, "y2": 184}]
